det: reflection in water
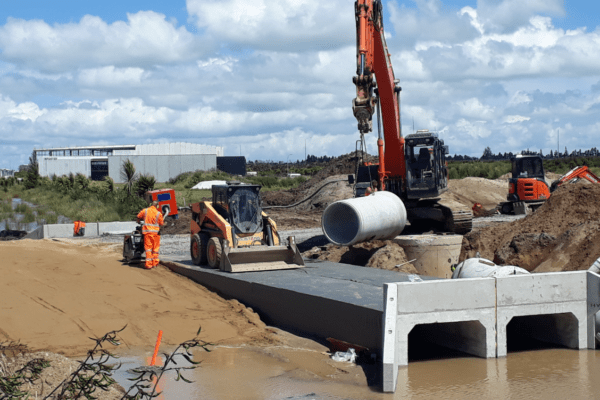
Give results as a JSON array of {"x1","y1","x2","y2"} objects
[{"x1": 110, "y1": 347, "x2": 600, "y2": 400}]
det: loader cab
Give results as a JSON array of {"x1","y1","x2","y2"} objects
[
  {"x1": 212, "y1": 183, "x2": 263, "y2": 235},
  {"x1": 508, "y1": 155, "x2": 549, "y2": 202},
  {"x1": 404, "y1": 130, "x2": 449, "y2": 199}
]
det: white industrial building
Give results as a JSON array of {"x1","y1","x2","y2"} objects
[
  {"x1": 35, "y1": 143, "x2": 224, "y2": 183},
  {"x1": 0, "y1": 169, "x2": 15, "y2": 178}
]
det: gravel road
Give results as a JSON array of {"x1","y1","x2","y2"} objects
[{"x1": 96, "y1": 213, "x2": 524, "y2": 263}]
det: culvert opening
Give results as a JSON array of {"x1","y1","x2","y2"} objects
[
  {"x1": 506, "y1": 313, "x2": 579, "y2": 353},
  {"x1": 408, "y1": 320, "x2": 487, "y2": 362}
]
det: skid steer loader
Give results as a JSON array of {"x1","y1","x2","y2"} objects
[{"x1": 189, "y1": 182, "x2": 305, "y2": 272}]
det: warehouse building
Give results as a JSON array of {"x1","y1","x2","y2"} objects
[
  {"x1": 35, "y1": 143, "x2": 225, "y2": 183},
  {"x1": 0, "y1": 169, "x2": 15, "y2": 178}
]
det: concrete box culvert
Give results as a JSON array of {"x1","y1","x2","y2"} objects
[
  {"x1": 506, "y1": 313, "x2": 580, "y2": 352},
  {"x1": 321, "y1": 191, "x2": 407, "y2": 246},
  {"x1": 393, "y1": 234, "x2": 463, "y2": 279}
]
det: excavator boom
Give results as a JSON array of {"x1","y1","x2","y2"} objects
[
  {"x1": 353, "y1": 0, "x2": 405, "y2": 185},
  {"x1": 551, "y1": 165, "x2": 600, "y2": 192}
]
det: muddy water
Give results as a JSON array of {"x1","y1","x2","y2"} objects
[{"x1": 112, "y1": 346, "x2": 600, "y2": 400}]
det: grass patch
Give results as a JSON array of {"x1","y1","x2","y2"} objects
[
  {"x1": 14, "y1": 203, "x2": 28, "y2": 213},
  {"x1": 0, "y1": 201, "x2": 12, "y2": 213},
  {"x1": 22, "y1": 208, "x2": 36, "y2": 224}
]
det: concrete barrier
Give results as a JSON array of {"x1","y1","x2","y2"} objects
[
  {"x1": 97, "y1": 222, "x2": 138, "y2": 235},
  {"x1": 382, "y1": 278, "x2": 497, "y2": 392},
  {"x1": 20, "y1": 221, "x2": 138, "y2": 239}
]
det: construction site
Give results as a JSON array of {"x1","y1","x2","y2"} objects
[
  {"x1": 3, "y1": 154, "x2": 600, "y2": 398},
  {"x1": 3, "y1": 0, "x2": 600, "y2": 398}
]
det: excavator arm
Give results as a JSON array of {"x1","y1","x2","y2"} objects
[
  {"x1": 352, "y1": 0, "x2": 405, "y2": 189},
  {"x1": 551, "y1": 165, "x2": 600, "y2": 192}
]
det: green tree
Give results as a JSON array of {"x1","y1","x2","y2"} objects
[
  {"x1": 135, "y1": 174, "x2": 156, "y2": 197},
  {"x1": 23, "y1": 151, "x2": 39, "y2": 189},
  {"x1": 120, "y1": 159, "x2": 138, "y2": 196}
]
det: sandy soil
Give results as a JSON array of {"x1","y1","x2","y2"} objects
[
  {"x1": 0, "y1": 239, "x2": 279, "y2": 357},
  {"x1": 0, "y1": 239, "x2": 377, "y2": 398}
]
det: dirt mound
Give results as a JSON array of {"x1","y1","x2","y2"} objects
[
  {"x1": 441, "y1": 177, "x2": 507, "y2": 210},
  {"x1": 461, "y1": 181, "x2": 600, "y2": 272},
  {"x1": 262, "y1": 175, "x2": 354, "y2": 211},
  {"x1": 161, "y1": 209, "x2": 192, "y2": 235},
  {"x1": 261, "y1": 153, "x2": 370, "y2": 210},
  {"x1": 303, "y1": 240, "x2": 417, "y2": 274}
]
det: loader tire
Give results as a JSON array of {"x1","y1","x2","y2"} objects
[
  {"x1": 207, "y1": 237, "x2": 222, "y2": 269},
  {"x1": 191, "y1": 233, "x2": 208, "y2": 266}
]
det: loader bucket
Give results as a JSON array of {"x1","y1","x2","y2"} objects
[{"x1": 221, "y1": 236, "x2": 305, "y2": 273}]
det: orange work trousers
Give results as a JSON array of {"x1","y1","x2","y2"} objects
[{"x1": 143, "y1": 233, "x2": 160, "y2": 269}]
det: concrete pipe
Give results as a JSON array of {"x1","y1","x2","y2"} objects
[
  {"x1": 321, "y1": 191, "x2": 407, "y2": 246},
  {"x1": 451, "y1": 257, "x2": 529, "y2": 279}
]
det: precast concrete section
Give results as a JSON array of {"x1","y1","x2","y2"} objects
[
  {"x1": 496, "y1": 271, "x2": 600, "y2": 357},
  {"x1": 158, "y1": 240, "x2": 600, "y2": 394},
  {"x1": 162, "y1": 258, "x2": 437, "y2": 353},
  {"x1": 382, "y1": 278, "x2": 497, "y2": 392},
  {"x1": 321, "y1": 191, "x2": 407, "y2": 245}
]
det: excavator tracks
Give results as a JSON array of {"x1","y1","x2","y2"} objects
[{"x1": 444, "y1": 209, "x2": 473, "y2": 235}]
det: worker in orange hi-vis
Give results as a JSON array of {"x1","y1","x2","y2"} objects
[
  {"x1": 136, "y1": 200, "x2": 165, "y2": 270},
  {"x1": 73, "y1": 220, "x2": 86, "y2": 236}
]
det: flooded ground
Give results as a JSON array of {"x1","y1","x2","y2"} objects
[{"x1": 110, "y1": 346, "x2": 600, "y2": 400}]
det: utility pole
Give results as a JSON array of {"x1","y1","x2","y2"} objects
[{"x1": 557, "y1": 128, "x2": 559, "y2": 157}]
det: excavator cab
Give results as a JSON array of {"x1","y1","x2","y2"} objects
[{"x1": 404, "y1": 130, "x2": 449, "y2": 199}]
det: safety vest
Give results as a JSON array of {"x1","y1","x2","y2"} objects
[{"x1": 140, "y1": 207, "x2": 163, "y2": 234}]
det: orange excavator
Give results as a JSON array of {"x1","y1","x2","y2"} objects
[
  {"x1": 350, "y1": 0, "x2": 472, "y2": 233},
  {"x1": 499, "y1": 155, "x2": 550, "y2": 214},
  {"x1": 499, "y1": 156, "x2": 600, "y2": 214}
]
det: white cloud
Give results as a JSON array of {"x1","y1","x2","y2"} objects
[
  {"x1": 476, "y1": 0, "x2": 564, "y2": 33},
  {"x1": 457, "y1": 98, "x2": 496, "y2": 120},
  {"x1": 2, "y1": 0, "x2": 600, "y2": 169},
  {"x1": 78, "y1": 66, "x2": 148, "y2": 87},
  {"x1": 0, "y1": 12, "x2": 203, "y2": 72},
  {"x1": 504, "y1": 115, "x2": 531, "y2": 123},
  {"x1": 186, "y1": 0, "x2": 354, "y2": 51}
]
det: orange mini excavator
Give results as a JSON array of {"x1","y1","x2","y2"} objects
[
  {"x1": 499, "y1": 155, "x2": 550, "y2": 214},
  {"x1": 499, "y1": 156, "x2": 600, "y2": 214}
]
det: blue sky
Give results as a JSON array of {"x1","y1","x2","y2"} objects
[{"x1": 1, "y1": 0, "x2": 600, "y2": 168}]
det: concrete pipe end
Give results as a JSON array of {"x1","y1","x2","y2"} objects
[{"x1": 322, "y1": 202, "x2": 359, "y2": 246}]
